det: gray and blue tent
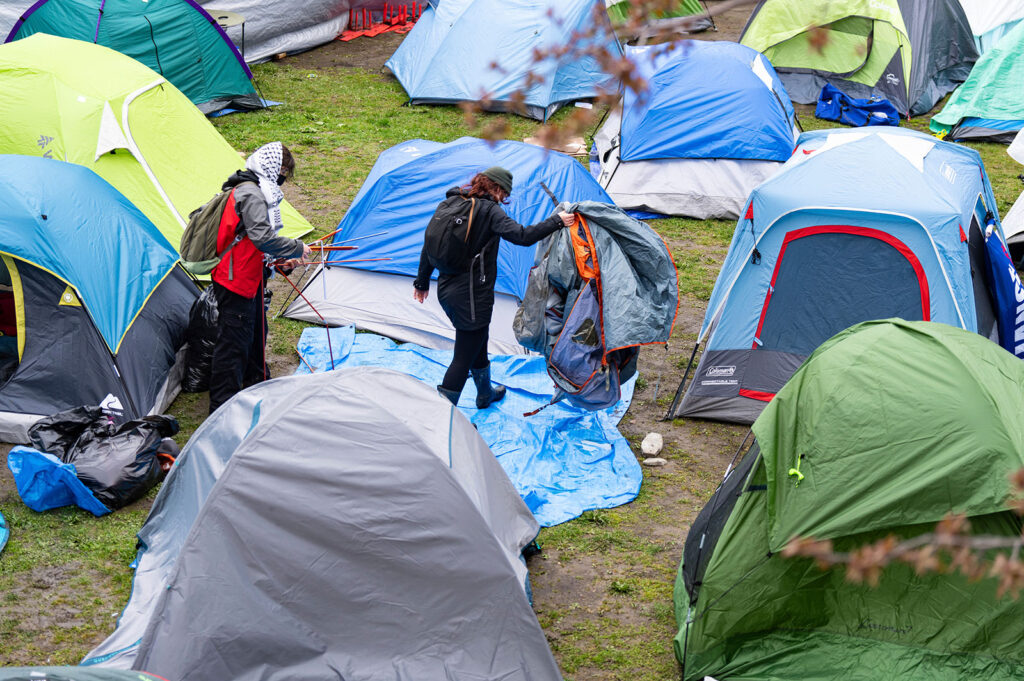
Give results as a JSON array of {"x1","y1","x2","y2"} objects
[
  {"x1": 667, "y1": 128, "x2": 1005, "y2": 424},
  {"x1": 84, "y1": 367, "x2": 561, "y2": 680},
  {"x1": 6, "y1": 0, "x2": 260, "y2": 114},
  {"x1": 515, "y1": 201, "x2": 678, "y2": 410},
  {"x1": 0, "y1": 155, "x2": 195, "y2": 442},
  {"x1": 385, "y1": 0, "x2": 622, "y2": 120}
]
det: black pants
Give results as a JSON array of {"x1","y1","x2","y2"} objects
[
  {"x1": 440, "y1": 326, "x2": 490, "y2": 393},
  {"x1": 209, "y1": 282, "x2": 268, "y2": 414}
]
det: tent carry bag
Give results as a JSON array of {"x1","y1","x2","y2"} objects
[{"x1": 179, "y1": 183, "x2": 253, "y2": 275}]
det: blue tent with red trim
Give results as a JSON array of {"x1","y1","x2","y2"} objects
[{"x1": 667, "y1": 127, "x2": 1006, "y2": 424}]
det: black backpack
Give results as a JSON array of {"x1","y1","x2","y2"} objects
[{"x1": 423, "y1": 194, "x2": 478, "y2": 274}]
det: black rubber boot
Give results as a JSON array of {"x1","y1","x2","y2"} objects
[
  {"x1": 436, "y1": 385, "x2": 462, "y2": 405},
  {"x1": 471, "y1": 365, "x2": 506, "y2": 409}
]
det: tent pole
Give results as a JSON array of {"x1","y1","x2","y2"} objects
[{"x1": 663, "y1": 340, "x2": 698, "y2": 420}]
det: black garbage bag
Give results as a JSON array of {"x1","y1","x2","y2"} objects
[
  {"x1": 28, "y1": 408, "x2": 180, "y2": 510},
  {"x1": 183, "y1": 285, "x2": 219, "y2": 392}
]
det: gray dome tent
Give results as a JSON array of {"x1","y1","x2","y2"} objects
[{"x1": 83, "y1": 367, "x2": 561, "y2": 681}]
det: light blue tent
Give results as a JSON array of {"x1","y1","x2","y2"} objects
[
  {"x1": 666, "y1": 128, "x2": 1005, "y2": 424},
  {"x1": 385, "y1": 0, "x2": 622, "y2": 120},
  {"x1": 0, "y1": 155, "x2": 195, "y2": 441},
  {"x1": 592, "y1": 40, "x2": 797, "y2": 218},
  {"x1": 285, "y1": 137, "x2": 611, "y2": 353}
]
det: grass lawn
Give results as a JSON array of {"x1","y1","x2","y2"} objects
[{"x1": 1, "y1": 27, "x2": 1022, "y2": 680}]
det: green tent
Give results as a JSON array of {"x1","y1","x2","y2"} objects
[
  {"x1": 931, "y1": 20, "x2": 1024, "y2": 143},
  {"x1": 740, "y1": 0, "x2": 977, "y2": 116},
  {"x1": 605, "y1": 0, "x2": 710, "y2": 30},
  {"x1": 0, "y1": 34, "x2": 311, "y2": 252},
  {"x1": 675, "y1": 319, "x2": 1024, "y2": 680},
  {"x1": 6, "y1": 0, "x2": 260, "y2": 115}
]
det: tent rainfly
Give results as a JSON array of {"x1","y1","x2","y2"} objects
[
  {"x1": 0, "y1": 34, "x2": 311, "y2": 252},
  {"x1": 0, "y1": 155, "x2": 196, "y2": 443},
  {"x1": 930, "y1": 20, "x2": 1024, "y2": 143},
  {"x1": 592, "y1": 40, "x2": 798, "y2": 219},
  {"x1": 6, "y1": 0, "x2": 260, "y2": 114},
  {"x1": 667, "y1": 127, "x2": 1006, "y2": 425},
  {"x1": 385, "y1": 0, "x2": 623, "y2": 120},
  {"x1": 676, "y1": 319, "x2": 1024, "y2": 681},
  {"x1": 740, "y1": 0, "x2": 977, "y2": 116},
  {"x1": 286, "y1": 137, "x2": 612, "y2": 354},
  {"x1": 83, "y1": 367, "x2": 561, "y2": 681},
  {"x1": 957, "y1": 0, "x2": 1024, "y2": 53}
]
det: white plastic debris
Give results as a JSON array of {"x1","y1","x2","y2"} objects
[{"x1": 641, "y1": 432, "x2": 663, "y2": 456}]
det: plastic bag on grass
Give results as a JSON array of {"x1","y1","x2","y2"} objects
[
  {"x1": 182, "y1": 286, "x2": 219, "y2": 392},
  {"x1": 18, "y1": 407, "x2": 180, "y2": 511}
]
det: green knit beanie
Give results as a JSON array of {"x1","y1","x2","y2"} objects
[{"x1": 480, "y1": 166, "x2": 513, "y2": 194}]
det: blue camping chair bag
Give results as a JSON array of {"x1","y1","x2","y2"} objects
[{"x1": 816, "y1": 84, "x2": 900, "y2": 127}]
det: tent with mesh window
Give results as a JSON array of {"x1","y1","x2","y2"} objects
[
  {"x1": 5, "y1": 0, "x2": 260, "y2": 114},
  {"x1": 739, "y1": 0, "x2": 977, "y2": 116},
  {"x1": 666, "y1": 128, "x2": 1005, "y2": 425},
  {"x1": 675, "y1": 319, "x2": 1024, "y2": 680},
  {"x1": 0, "y1": 155, "x2": 196, "y2": 443}
]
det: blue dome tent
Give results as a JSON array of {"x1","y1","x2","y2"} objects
[
  {"x1": 6, "y1": 0, "x2": 260, "y2": 114},
  {"x1": 592, "y1": 40, "x2": 798, "y2": 218},
  {"x1": 0, "y1": 156, "x2": 196, "y2": 442},
  {"x1": 385, "y1": 0, "x2": 622, "y2": 121},
  {"x1": 285, "y1": 137, "x2": 611, "y2": 353},
  {"x1": 666, "y1": 128, "x2": 1005, "y2": 424}
]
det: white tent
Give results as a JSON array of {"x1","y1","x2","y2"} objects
[{"x1": 958, "y1": 0, "x2": 1024, "y2": 52}]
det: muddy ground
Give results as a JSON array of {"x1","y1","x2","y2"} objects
[{"x1": 2, "y1": 1, "x2": 759, "y2": 676}]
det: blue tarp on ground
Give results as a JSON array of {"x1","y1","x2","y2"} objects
[
  {"x1": 0, "y1": 508, "x2": 7, "y2": 554},
  {"x1": 295, "y1": 326, "x2": 641, "y2": 526},
  {"x1": 7, "y1": 447, "x2": 111, "y2": 517}
]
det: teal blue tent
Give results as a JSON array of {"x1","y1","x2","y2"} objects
[{"x1": 5, "y1": 0, "x2": 260, "y2": 114}]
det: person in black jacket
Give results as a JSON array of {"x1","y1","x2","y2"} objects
[{"x1": 413, "y1": 167, "x2": 575, "y2": 407}]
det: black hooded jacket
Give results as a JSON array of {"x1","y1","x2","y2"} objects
[{"x1": 414, "y1": 187, "x2": 563, "y2": 330}]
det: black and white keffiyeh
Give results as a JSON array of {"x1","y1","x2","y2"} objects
[{"x1": 245, "y1": 142, "x2": 286, "y2": 230}]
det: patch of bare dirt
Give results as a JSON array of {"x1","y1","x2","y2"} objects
[{"x1": 283, "y1": 31, "x2": 406, "y2": 73}]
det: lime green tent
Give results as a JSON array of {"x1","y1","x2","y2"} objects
[
  {"x1": 675, "y1": 319, "x2": 1024, "y2": 680},
  {"x1": 605, "y1": 0, "x2": 709, "y2": 30},
  {"x1": 0, "y1": 34, "x2": 311, "y2": 251},
  {"x1": 740, "y1": 0, "x2": 977, "y2": 116},
  {"x1": 931, "y1": 20, "x2": 1024, "y2": 143}
]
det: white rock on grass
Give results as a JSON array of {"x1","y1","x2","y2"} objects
[
  {"x1": 641, "y1": 432, "x2": 663, "y2": 456},
  {"x1": 643, "y1": 457, "x2": 668, "y2": 467}
]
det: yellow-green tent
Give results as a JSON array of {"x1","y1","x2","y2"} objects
[{"x1": 0, "y1": 34, "x2": 311, "y2": 248}]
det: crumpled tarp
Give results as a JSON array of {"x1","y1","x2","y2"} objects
[
  {"x1": 0, "y1": 509, "x2": 7, "y2": 555},
  {"x1": 6, "y1": 448, "x2": 111, "y2": 517},
  {"x1": 295, "y1": 326, "x2": 641, "y2": 526}
]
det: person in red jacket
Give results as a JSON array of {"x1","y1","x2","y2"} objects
[{"x1": 209, "y1": 142, "x2": 311, "y2": 414}]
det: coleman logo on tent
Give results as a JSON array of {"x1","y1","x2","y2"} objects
[
  {"x1": 885, "y1": 73, "x2": 900, "y2": 86},
  {"x1": 706, "y1": 365, "x2": 735, "y2": 377}
]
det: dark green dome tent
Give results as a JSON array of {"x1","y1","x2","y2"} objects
[
  {"x1": 5, "y1": 0, "x2": 260, "y2": 114},
  {"x1": 675, "y1": 319, "x2": 1024, "y2": 680}
]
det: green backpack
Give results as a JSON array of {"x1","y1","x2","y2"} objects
[{"x1": 179, "y1": 183, "x2": 253, "y2": 275}]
